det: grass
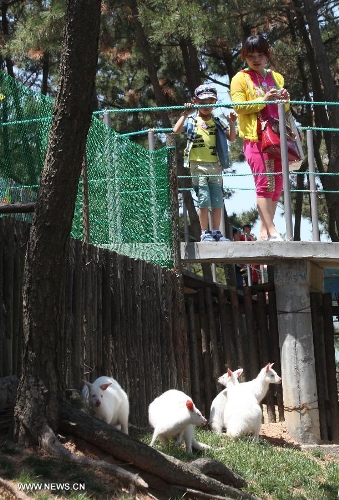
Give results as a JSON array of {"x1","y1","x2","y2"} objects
[
  {"x1": 139, "y1": 428, "x2": 339, "y2": 500},
  {"x1": 0, "y1": 429, "x2": 338, "y2": 499}
]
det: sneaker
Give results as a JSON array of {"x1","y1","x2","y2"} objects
[
  {"x1": 213, "y1": 230, "x2": 230, "y2": 242},
  {"x1": 200, "y1": 230, "x2": 214, "y2": 242},
  {"x1": 268, "y1": 234, "x2": 284, "y2": 241}
]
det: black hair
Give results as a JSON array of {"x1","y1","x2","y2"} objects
[{"x1": 241, "y1": 35, "x2": 271, "y2": 60}]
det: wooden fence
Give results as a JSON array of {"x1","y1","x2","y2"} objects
[
  {"x1": 182, "y1": 272, "x2": 284, "y2": 422},
  {"x1": 0, "y1": 217, "x2": 338, "y2": 440}
]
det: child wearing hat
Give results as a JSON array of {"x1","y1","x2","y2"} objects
[{"x1": 173, "y1": 84, "x2": 237, "y2": 242}]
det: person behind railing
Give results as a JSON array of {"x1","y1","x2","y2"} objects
[
  {"x1": 173, "y1": 84, "x2": 237, "y2": 242},
  {"x1": 230, "y1": 35, "x2": 290, "y2": 242},
  {"x1": 233, "y1": 228, "x2": 244, "y2": 289},
  {"x1": 240, "y1": 223, "x2": 256, "y2": 241},
  {"x1": 233, "y1": 226, "x2": 260, "y2": 287}
]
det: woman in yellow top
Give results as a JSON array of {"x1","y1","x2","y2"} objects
[{"x1": 230, "y1": 35, "x2": 290, "y2": 241}]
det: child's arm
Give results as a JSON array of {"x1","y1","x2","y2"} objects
[
  {"x1": 225, "y1": 110, "x2": 237, "y2": 142},
  {"x1": 173, "y1": 103, "x2": 192, "y2": 134}
]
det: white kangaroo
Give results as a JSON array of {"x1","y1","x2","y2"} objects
[
  {"x1": 82, "y1": 376, "x2": 129, "y2": 434},
  {"x1": 211, "y1": 363, "x2": 282, "y2": 436},
  {"x1": 209, "y1": 368, "x2": 243, "y2": 434},
  {"x1": 236, "y1": 362, "x2": 282, "y2": 403},
  {"x1": 223, "y1": 368, "x2": 262, "y2": 441},
  {"x1": 148, "y1": 389, "x2": 210, "y2": 453}
]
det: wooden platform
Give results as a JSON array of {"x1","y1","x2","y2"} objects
[{"x1": 181, "y1": 241, "x2": 339, "y2": 269}]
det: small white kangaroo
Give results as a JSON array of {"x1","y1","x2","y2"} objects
[
  {"x1": 230, "y1": 362, "x2": 282, "y2": 403},
  {"x1": 223, "y1": 368, "x2": 262, "y2": 441},
  {"x1": 148, "y1": 389, "x2": 210, "y2": 453},
  {"x1": 82, "y1": 376, "x2": 129, "y2": 434},
  {"x1": 209, "y1": 368, "x2": 243, "y2": 434}
]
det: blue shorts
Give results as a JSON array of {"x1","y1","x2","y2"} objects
[{"x1": 190, "y1": 161, "x2": 224, "y2": 209}]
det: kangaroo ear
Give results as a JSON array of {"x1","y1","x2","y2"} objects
[
  {"x1": 100, "y1": 383, "x2": 112, "y2": 391},
  {"x1": 82, "y1": 380, "x2": 90, "y2": 387},
  {"x1": 235, "y1": 368, "x2": 243, "y2": 378},
  {"x1": 227, "y1": 368, "x2": 233, "y2": 376},
  {"x1": 186, "y1": 400, "x2": 194, "y2": 411}
]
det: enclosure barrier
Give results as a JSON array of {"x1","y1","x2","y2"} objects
[{"x1": 0, "y1": 69, "x2": 339, "y2": 270}]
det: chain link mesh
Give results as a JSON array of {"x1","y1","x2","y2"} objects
[{"x1": 0, "y1": 71, "x2": 173, "y2": 267}]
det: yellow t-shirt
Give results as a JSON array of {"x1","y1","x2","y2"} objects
[{"x1": 189, "y1": 117, "x2": 217, "y2": 163}]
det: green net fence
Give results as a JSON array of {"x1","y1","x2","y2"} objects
[{"x1": 0, "y1": 71, "x2": 173, "y2": 267}]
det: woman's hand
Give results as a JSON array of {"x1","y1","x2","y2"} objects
[{"x1": 264, "y1": 88, "x2": 290, "y2": 101}]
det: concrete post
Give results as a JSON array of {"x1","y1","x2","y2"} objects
[{"x1": 274, "y1": 259, "x2": 321, "y2": 444}]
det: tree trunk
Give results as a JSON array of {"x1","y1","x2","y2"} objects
[
  {"x1": 179, "y1": 38, "x2": 201, "y2": 92},
  {"x1": 1, "y1": 0, "x2": 15, "y2": 78},
  {"x1": 13, "y1": 0, "x2": 101, "y2": 445},
  {"x1": 125, "y1": 0, "x2": 172, "y2": 128},
  {"x1": 41, "y1": 51, "x2": 49, "y2": 96},
  {"x1": 300, "y1": 0, "x2": 339, "y2": 240}
]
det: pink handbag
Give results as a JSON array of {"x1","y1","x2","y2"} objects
[{"x1": 260, "y1": 117, "x2": 301, "y2": 162}]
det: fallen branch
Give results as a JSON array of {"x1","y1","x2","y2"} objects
[
  {"x1": 191, "y1": 457, "x2": 246, "y2": 489},
  {"x1": 38, "y1": 421, "x2": 148, "y2": 491},
  {"x1": 0, "y1": 202, "x2": 35, "y2": 214},
  {"x1": 60, "y1": 401, "x2": 260, "y2": 500},
  {"x1": 0, "y1": 477, "x2": 30, "y2": 500}
]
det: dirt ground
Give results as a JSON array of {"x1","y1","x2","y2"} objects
[{"x1": 0, "y1": 421, "x2": 338, "y2": 500}]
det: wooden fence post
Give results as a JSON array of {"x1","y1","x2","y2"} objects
[
  {"x1": 81, "y1": 156, "x2": 90, "y2": 244},
  {"x1": 267, "y1": 288, "x2": 284, "y2": 421},
  {"x1": 242, "y1": 286, "x2": 260, "y2": 380},
  {"x1": 322, "y1": 293, "x2": 339, "y2": 441},
  {"x1": 310, "y1": 292, "x2": 328, "y2": 441}
]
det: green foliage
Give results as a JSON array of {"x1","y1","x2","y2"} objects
[
  {"x1": 3, "y1": 1, "x2": 65, "y2": 93},
  {"x1": 229, "y1": 207, "x2": 259, "y2": 233},
  {"x1": 1, "y1": 0, "x2": 339, "y2": 238}
]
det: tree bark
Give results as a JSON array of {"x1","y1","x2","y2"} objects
[
  {"x1": 299, "y1": 0, "x2": 339, "y2": 240},
  {"x1": 179, "y1": 38, "x2": 201, "y2": 92},
  {"x1": 125, "y1": 0, "x2": 172, "y2": 128},
  {"x1": 41, "y1": 50, "x2": 50, "y2": 96},
  {"x1": 13, "y1": 0, "x2": 101, "y2": 445},
  {"x1": 1, "y1": 1, "x2": 15, "y2": 78},
  {"x1": 60, "y1": 402, "x2": 259, "y2": 500}
]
